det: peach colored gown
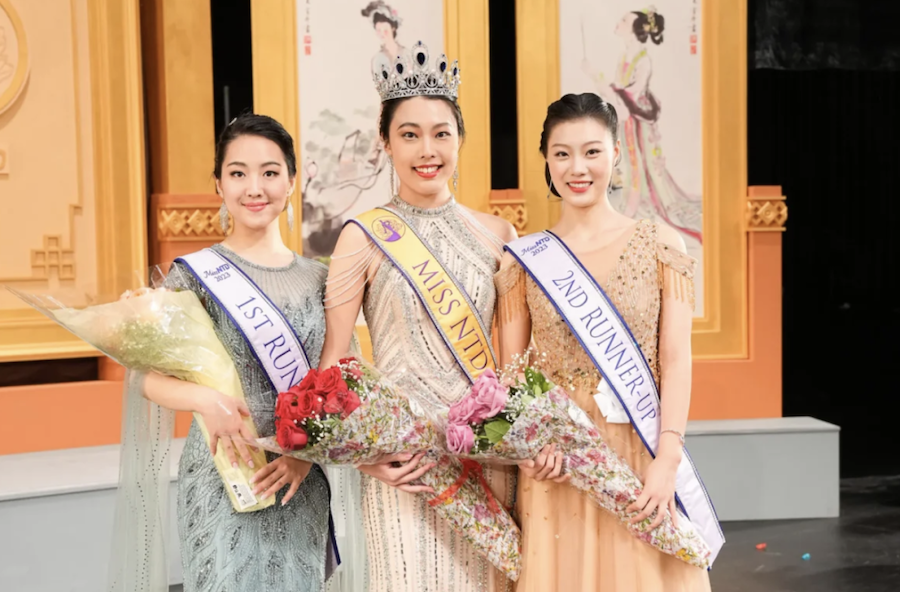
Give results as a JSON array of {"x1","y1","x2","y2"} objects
[{"x1": 495, "y1": 220, "x2": 711, "y2": 592}]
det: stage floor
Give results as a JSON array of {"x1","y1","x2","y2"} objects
[
  {"x1": 168, "y1": 477, "x2": 900, "y2": 592},
  {"x1": 711, "y1": 476, "x2": 900, "y2": 592}
]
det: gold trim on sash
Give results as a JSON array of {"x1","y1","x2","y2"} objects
[{"x1": 353, "y1": 208, "x2": 496, "y2": 382}]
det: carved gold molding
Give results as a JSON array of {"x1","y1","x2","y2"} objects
[
  {"x1": 0, "y1": 0, "x2": 30, "y2": 115},
  {"x1": 1, "y1": 0, "x2": 85, "y2": 286},
  {"x1": 157, "y1": 205, "x2": 229, "y2": 241},
  {"x1": 747, "y1": 197, "x2": 788, "y2": 231},
  {"x1": 489, "y1": 189, "x2": 528, "y2": 234},
  {"x1": 91, "y1": 0, "x2": 147, "y2": 296},
  {"x1": 31, "y1": 235, "x2": 76, "y2": 279},
  {"x1": 0, "y1": 0, "x2": 146, "y2": 362}
]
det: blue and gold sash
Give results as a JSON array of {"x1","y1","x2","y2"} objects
[
  {"x1": 506, "y1": 231, "x2": 725, "y2": 566},
  {"x1": 177, "y1": 248, "x2": 340, "y2": 576},
  {"x1": 350, "y1": 207, "x2": 497, "y2": 383},
  {"x1": 177, "y1": 249, "x2": 311, "y2": 392}
]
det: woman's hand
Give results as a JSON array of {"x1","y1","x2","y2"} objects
[
  {"x1": 196, "y1": 389, "x2": 255, "y2": 469},
  {"x1": 518, "y1": 444, "x2": 570, "y2": 484},
  {"x1": 358, "y1": 453, "x2": 436, "y2": 494},
  {"x1": 627, "y1": 450, "x2": 681, "y2": 529},
  {"x1": 251, "y1": 456, "x2": 313, "y2": 506}
]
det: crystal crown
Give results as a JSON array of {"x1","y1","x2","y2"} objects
[{"x1": 373, "y1": 41, "x2": 460, "y2": 102}]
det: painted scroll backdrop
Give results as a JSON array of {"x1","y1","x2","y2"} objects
[
  {"x1": 297, "y1": 0, "x2": 443, "y2": 258},
  {"x1": 560, "y1": 0, "x2": 705, "y2": 316}
]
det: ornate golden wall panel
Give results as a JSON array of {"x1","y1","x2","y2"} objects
[
  {"x1": 747, "y1": 187, "x2": 788, "y2": 232},
  {"x1": 0, "y1": 0, "x2": 146, "y2": 362},
  {"x1": 141, "y1": 0, "x2": 215, "y2": 197},
  {"x1": 0, "y1": 0, "x2": 30, "y2": 116},
  {"x1": 149, "y1": 193, "x2": 225, "y2": 265},
  {"x1": 489, "y1": 189, "x2": 528, "y2": 234}
]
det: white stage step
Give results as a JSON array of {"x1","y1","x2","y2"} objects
[
  {"x1": 0, "y1": 417, "x2": 840, "y2": 590},
  {"x1": 0, "y1": 440, "x2": 185, "y2": 592},
  {"x1": 686, "y1": 416, "x2": 840, "y2": 521}
]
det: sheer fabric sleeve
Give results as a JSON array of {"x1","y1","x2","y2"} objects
[
  {"x1": 494, "y1": 259, "x2": 532, "y2": 367},
  {"x1": 106, "y1": 262, "x2": 207, "y2": 591},
  {"x1": 324, "y1": 239, "x2": 382, "y2": 311},
  {"x1": 495, "y1": 261, "x2": 528, "y2": 325},
  {"x1": 107, "y1": 371, "x2": 176, "y2": 592},
  {"x1": 657, "y1": 243, "x2": 697, "y2": 312},
  {"x1": 656, "y1": 239, "x2": 695, "y2": 445},
  {"x1": 455, "y1": 206, "x2": 507, "y2": 264},
  {"x1": 324, "y1": 464, "x2": 367, "y2": 592},
  {"x1": 320, "y1": 224, "x2": 384, "y2": 370}
]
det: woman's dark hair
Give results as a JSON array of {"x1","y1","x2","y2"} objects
[
  {"x1": 539, "y1": 93, "x2": 618, "y2": 197},
  {"x1": 362, "y1": 2, "x2": 399, "y2": 38},
  {"x1": 214, "y1": 113, "x2": 297, "y2": 179},
  {"x1": 378, "y1": 96, "x2": 466, "y2": 144},
  {"x1": 632, "y1": 11, "x2": 665, "y2": 45}
]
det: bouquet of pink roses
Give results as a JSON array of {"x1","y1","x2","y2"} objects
[
  {"x1": 250, "y1": 357, "x2": 522, "y2": 580},
  {"x1": 445, "y1": 365, "x2": 712, "y2": 569}
]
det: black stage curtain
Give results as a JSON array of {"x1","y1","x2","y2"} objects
[{"x1": 752, "y1": 0, "x2": 900, "y2": 71}]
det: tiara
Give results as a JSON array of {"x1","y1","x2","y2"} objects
[{"x1": 373, "y1": 41, "x2": 460, "y2": 102}]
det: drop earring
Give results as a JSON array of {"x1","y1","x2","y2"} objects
[
  {"x1": 546, "y1": 181, "x2": 555, "y2": 200},
  {"x1": 452, "y1": 167, "x2": 459, "y2": 193},
  {"x1": 389, "y1": 157, "x2": 396, "y2": 197},
  {"x1": 287, "y1": 201, "x2": 295, "y2": 231},
  {"x1": 219, "y1": 199, "x2": 229, "y2": 233}
]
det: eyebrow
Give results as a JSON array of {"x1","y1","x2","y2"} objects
[
  {"x1": 550, "y1": 140, "x2": 605, "y2": 149},
  {"x1": 226, "y1": 161, "x2": 283, "y2": 167},
  {"x1": 397, "y1": 122, "x2": 451, "y2": 130}
]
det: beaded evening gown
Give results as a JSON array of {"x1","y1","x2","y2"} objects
[
  {"x1": 170, "y1": 244, "x2": 332, "y2": 592},
  {"x1": 495, "y1": 220, "x2": 711, "y2": 592},
  {"x1": 327, "y1": 196, "x2": 516, "y2": 592}
]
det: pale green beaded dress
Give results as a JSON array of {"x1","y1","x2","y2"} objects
[{"x1": 171, "y1": 244, "x2": 332, "y2": 592}]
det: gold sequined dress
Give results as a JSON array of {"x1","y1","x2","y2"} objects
[{"x1": 494, "y1": 220, "x2": 711, "y2": 591}]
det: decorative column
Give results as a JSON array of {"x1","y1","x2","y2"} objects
[{"x1": 141, "y1": 0, "x2": 217, "y2": 265}]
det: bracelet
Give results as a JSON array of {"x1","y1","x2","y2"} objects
[{"x1": 660, "y1": 429, "x2": 685, "y2": 446}]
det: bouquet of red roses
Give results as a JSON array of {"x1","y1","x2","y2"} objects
[
  {"x1": 274, "y1": 362, "x2": 363, "y2": 453},
  {"x1": 445, "y1": 364, "x2": 712, "y2": 570},
  {"x1": 252, "y1": 357, "x2": 522, "y2": 581}
]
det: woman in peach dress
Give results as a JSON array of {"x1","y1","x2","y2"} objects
[{"x1": 494, "y1": 93, "x2": 712, "y2": 591}]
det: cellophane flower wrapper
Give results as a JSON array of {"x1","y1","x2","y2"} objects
[
  {"x1": 6, "y1": 267, "x2": 272, "y2": 513},
  {"x1": 252, "y1": 357, "x2": 522, "y2": 581},
  {"x1": 447, "y1": 367, "x2": 711, "y2": 570}
]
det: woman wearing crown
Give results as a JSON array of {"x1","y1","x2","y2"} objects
[{"x1": 320, "y1": 42, "x2": 519, "y2": 592}]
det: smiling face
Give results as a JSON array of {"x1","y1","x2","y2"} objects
[
  {"x1": 215, "y1": 134, "x2": 294, "y2": 232},
  {"x1": 383, "y1": 96, "x2": 460, "y2": 201},
  {"x1": 545, "y1": 117, "x2": 619, "y2": 209}
]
